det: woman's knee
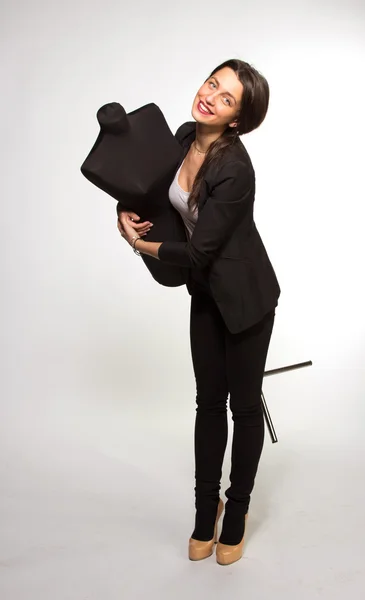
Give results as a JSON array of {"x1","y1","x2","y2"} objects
[
  {"x1": 229, "y1": 398, "x2": 263, "y2": 424},
  {"x1": 195, "y1": 388, "x2": 228, "y2": 414}
]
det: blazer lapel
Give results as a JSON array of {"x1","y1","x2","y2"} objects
[
  {"x1": 177, "y1": 126, "x2": 196, "y2": 168},
  {"x1": 175, "y1": 121, "x2": 247, "y2": 212},
  {"x1": 175, "y1": 123, "x2": 208, "y2": 210}
]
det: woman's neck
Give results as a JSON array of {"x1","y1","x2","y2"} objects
[{"x1": 194, "y1": 123, "x2": 224, "y2": 154}]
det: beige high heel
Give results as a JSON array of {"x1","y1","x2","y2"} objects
[
  {"x1": 188, "y1": 498, "x2": 224, "y2": 561},
  {"x1": 216, "y1": 513, "x2": 248, "y2": 566}
]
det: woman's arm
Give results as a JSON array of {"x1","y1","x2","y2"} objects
[
  {"x1": 139, "y1": 160, "x2": 253, "y2": 268},
  {"x1": 116, "y1": 202, "x2": 153, "y2": 239},
  {"x1": 119, "y1": 160, "x2": 253, "y2": 267},
  {"x1": 117, "y1": 216, "x2": 161, "y2": 256},
  {"x1": 134, "y1": 239, "x2": 162, "y2": 259}
]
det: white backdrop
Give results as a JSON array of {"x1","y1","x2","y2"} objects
[{"x1": 1, "y1": 0, "x2": 365, "y2": 598}]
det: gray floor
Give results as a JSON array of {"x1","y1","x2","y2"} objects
[{"x1": 1, "y1": 370, "x2": 364, "y2": 600}]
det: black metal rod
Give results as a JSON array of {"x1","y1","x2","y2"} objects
[
  {"x1": 264, "y1": 360, "x2": 312, "y2": 377},
  {"x1": 261, "y1": 359, "x2": 312, "y2": 443},
  {"x1": 261, "y1": 390, "x2": 278, "y2": 443}
]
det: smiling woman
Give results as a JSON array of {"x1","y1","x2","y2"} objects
[
  {"x1": 197, "y1": 74, "x2": 241, "y2": 114},
  {"x1": 118, "y1": 58, "x2": 280, "y2": 567},
  {"x1": 185, "y1": 60, "x2": 269, "y2": 212}
]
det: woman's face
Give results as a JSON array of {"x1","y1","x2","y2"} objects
[{"x1": 191, "y1": 67, "x2": 243, "y2": 131}]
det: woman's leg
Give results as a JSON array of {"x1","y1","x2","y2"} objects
[
  {"x1": 219, "y1": 309, "x2": 276, "y2": 545},
  {"x1": 189, "y1": 288, "x2": 229, "y2": 541}
]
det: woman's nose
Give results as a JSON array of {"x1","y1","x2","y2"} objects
[{"x1": 205, "y1": 94, "x2": 215, "y2": 107}]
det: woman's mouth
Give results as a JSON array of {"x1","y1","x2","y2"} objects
[{"x1": 197, "y1": 100, "x2": 213, "y2": 115}]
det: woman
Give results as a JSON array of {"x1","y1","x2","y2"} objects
[{"x1": 117, "y1": 59, "x2": 281, "y2": 566}]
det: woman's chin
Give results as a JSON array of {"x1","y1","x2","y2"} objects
[{"x1": 192, "y1": 107, "x2": 212, "y2": 124}]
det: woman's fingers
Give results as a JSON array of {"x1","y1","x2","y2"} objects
[
  {"x1": 127, "y1": 221, "x2": 153, "y2": 236},
  {"x1": 127, "y1": 212, "x2": 140, "y2": 221},
  {"x1": 118, "y1": 212, "x2": 153, "y2": 236},
  {"x1": 119, "y1": 211, "x2": 153, "y2": 229},
  {"x1": 134, "y1": 222, "x2": 153, "y2": 232},
  {"x1": 130, "y1": 219, "x2": 153, "y2": 230}
]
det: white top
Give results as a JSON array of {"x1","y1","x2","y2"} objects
[{"x1": 168, "y1": 159, "x2": 198, "y2": 239}]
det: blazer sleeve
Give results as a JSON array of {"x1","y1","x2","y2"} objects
[{"x1": 158, "y1": 159, "x2": 254, "y2": 269}]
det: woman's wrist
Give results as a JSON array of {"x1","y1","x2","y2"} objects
[
  {"x1": 126, "y1": 233, "x2": 161, "y2": 260},
  {"x1": 131, "y1": 235, "x2": 144, "y2": 256},
  {"x1": 130, "y1": 235, "x2": 140, "y2": 248}
]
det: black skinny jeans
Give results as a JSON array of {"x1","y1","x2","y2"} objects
[{"x1": 189, "y1": 284, "x2": 275, "y2": 545}]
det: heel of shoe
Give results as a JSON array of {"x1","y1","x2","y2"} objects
[
  {"x1": 214, "y1": 498, "x2": 224, "y2": 543},
  {"x1": 216, "y1": 512, "x2": 248, "y2": 566},
  {"x1": 189, "y1": 498, "x2": 225, "y2": 561},
  {"x1": 188, "y1": 537, "x2": 215, "y2": 561}
]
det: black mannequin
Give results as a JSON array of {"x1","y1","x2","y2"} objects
[{"x1": 81, "y1": 101, "x2": 189, "y2": 286}]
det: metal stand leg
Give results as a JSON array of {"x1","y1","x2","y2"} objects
[{"x1": 261, "y1": 360, "x2": 313, "y2": 443}]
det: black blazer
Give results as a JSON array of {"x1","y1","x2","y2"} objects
[{"x1": 158, "y1": 121, "x2": 281, "y2": 334}]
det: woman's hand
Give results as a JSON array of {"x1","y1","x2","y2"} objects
[
  {"x1": 117, "y1": 211, "x2": 162, "y2": 259},
  {"x1": 117, "y1": 210, "x2": 153, "y2": 245}
]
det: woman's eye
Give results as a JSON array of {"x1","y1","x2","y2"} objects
[
  {"x1": 223, "y1": 97, "x2": 231, "y2": 106},
  {"x1": 209, "y1": 81, "x2": 216, "y2": 88}
]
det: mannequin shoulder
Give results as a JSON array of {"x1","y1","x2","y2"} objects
[{"x1": 174, "y1": 121, "x2": 196, "y2": 145}]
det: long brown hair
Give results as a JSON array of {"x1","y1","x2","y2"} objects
[{"x1": 188, "y1": 58, "x2": 270, "y2": 212}]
